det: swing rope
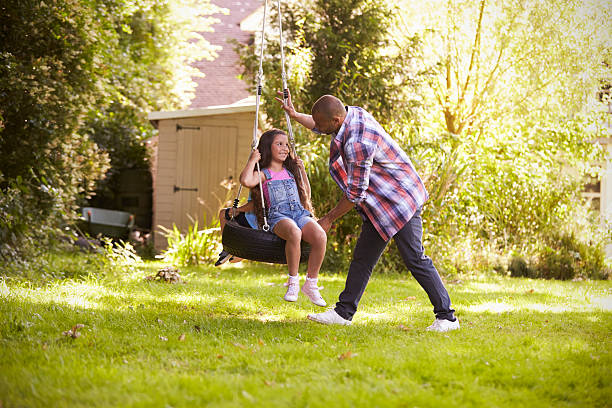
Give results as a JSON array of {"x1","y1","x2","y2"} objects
[
  {"x1": 231, "y1": 0, "x2": 299, "y2": 233},
  {"x1": 276, "y1": 0, "x2": 296, "y2": 158}
]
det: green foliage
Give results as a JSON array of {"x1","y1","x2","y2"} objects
[
  {"x1": 234, "y1": 0, "x2": 612, "y2": 279},
  {"x1": 101, "y1": 237, "x2": 144, "y2": 275},
  {"x1": 0, "y1": 0, "x2": 111, "y2": 259},
  {"x1": 421, "y1": 115, "x2": 610, "y2": 278},
  {"x1": 159, "y1": 218, "x2": 221, "y2": 267},
  {"x1": 509, "y1": 232, "x2": 611, "y2": 281},
  {"x1": 386, "y1": 0, "x2": 611, "y2": 279},
  {"x1": 237, "y1": 0, "x2": 424, "y2": 131},
  {"x1": 83, "y1": 0, "x2": 225, "y2": 198},
  {"x1": 0, "y1": 0, "x2": 223, "y2": 262},
  {"x1": 508, "y1": 256, "x2": 535, "y2": 279}
]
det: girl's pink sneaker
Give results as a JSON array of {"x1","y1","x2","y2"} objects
[
  {"x1": 284, "y1": 278, "x2": 299, "y2": 302},
  {"x1": 301, "y1": 279, "x2": 326, "y2": 307}
]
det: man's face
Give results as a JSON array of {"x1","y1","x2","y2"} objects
[{"x1": 312, "y1": 112, "x2": 340, "y2": 135}]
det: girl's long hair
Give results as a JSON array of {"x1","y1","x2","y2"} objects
[{"x1": 250, "y1": 129, "x2": 314, "y2": 227}]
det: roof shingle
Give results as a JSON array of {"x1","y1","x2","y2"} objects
[{"x1": 190, "y1": 0, "x2": 261, "y2": 108}]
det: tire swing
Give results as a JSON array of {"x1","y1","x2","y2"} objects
[{"x1": 222, "y1": 0, "x2": 310, "y2": 264}]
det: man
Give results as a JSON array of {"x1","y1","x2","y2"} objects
[{"x1": 276, "y1": 91, "x2": 459, "y2": 332}]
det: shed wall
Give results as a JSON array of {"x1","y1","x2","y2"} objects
[{"x1": 153, "y1": 112, "x2": 254, "y2": 251}]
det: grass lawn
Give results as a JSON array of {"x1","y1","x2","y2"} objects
[{"x1": 1, "y1": 252, "x2": 611, "y2": 407}]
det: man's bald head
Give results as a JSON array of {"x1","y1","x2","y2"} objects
[{"x1": 311, "y1": 95, "x2": 346, "y2": 121}]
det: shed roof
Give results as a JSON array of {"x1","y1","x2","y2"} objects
[{"x1": 148, "y1": 96, "x2": 255, "y2": 126}]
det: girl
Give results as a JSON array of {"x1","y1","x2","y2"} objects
[{"x1": 239, "y1": 129, "x2": 327, "y2": 306}]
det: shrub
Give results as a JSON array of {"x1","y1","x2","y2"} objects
[
  {"x1": 159, "y1": 218, "x2": 220, "y2": 267},
  {"x1": 535, "y1": 233, "x2": 610, "y2": 280},
  {"x1": 508, "y1": 232, "x2": 611, "y2": 281},
  {"x1": 101, "y1": 238, "x2": 144, "y2": 276},
  {"x1": 0, "y1": 0, "x2": 222, "y2": 264},
  {"x1": 508, "y1": 256, "x2": 536, "y2": 279}
]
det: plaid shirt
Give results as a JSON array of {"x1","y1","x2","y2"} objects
[{"x1": 315, "y1": 106, "x2": 428, "y2": 241}]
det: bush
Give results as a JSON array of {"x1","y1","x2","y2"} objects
[
  {"x1": 536, "y1": 233, "x2": 610, "y2": 280},
  {"x1": 509, "y1": 233, "x2": 611, "y2": 281},
  {"x1": 508, "y1": 256, "x2": 536, "y2": 279},
  {"x1": 0, "y1": 0, "x2": 222, "y2": 264},
  {"x1": 1, "y1": 0, "x2": 111, "y2": 257},
  {"x1": 101, "y1": 238, "x2": 144, "y2": 276},
  {"x1": 159, "y1": 218, "x2": 220, "y2": 267}
]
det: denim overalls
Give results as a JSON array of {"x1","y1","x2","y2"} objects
[{"x1": 262, "y1": 168, "x2": 313, "y2": 231}]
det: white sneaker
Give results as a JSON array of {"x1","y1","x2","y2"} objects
[
  {"x1": 301, "y1": 280, "x2": 327, "y2": 307},
  {"x1": 284, "y1": 278, "x2": 299, "y2": 302},
  {"x1": 426, "y1": 318, "x2": 460, "y2": 332},
  {"x1": 307, "y1": 309, "x2": 351, "y2": 325}
]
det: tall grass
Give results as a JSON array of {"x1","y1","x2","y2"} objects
[{"x1": 158, "y1": 217, "x2": 220, "y2": 266}]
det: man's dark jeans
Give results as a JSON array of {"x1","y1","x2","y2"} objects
[{"x1": 335, "y1": 208, "x2": 456, "y2": 321}]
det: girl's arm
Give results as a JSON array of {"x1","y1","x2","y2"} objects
[
  {"x1": 239, "y1": 149, "x2": 263, "y2": 188},
  {"x1": 295, "y1": 157, "x2": 311, "y2": 198}
]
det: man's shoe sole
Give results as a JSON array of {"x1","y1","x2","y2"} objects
[{"x1": 307, "y1": 314, "x2": 351, "y2": 326}]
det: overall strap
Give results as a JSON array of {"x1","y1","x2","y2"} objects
[{"x1": 262, "y1": 168, "x2": 273, "y2": 180}]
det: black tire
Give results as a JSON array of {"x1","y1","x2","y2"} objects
[{"x1": 222, "y1": 220, "x2": 311, "y2": 264}]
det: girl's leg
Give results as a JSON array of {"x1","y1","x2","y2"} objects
[
  {"x1": 300, "y1": 220, "x2": 327, "y2": 307},
  {"x1": 273, "y1": 219, "x2": 302, "y2": 276},
  {"x1": 300, "y1": 220, "x2": 327, "y2": 279}
]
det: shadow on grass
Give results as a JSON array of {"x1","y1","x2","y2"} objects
[
  {"x1": 2, "y1": 266, "x2": 610, "y2": 343},
  {"x1": 1, "y1": 270, "x2": 611, "y2": 408}
]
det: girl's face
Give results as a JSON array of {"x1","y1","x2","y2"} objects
[{"x1": 270, "y1": 133, "x2": 290, "y2": 163}]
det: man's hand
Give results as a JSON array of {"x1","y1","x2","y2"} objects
[
  {"x1": 317, "y1": 215, "x2": 333, "y2": 233},
  {"x1": 275, "y1": 88, "x2": 316, "y2": 130},
  {"x1": 317, "y1": 196, "x2": 355, "y2": 233},
  {"x1": 275, "y1": 89, "x2": 296, "y2": 118}
]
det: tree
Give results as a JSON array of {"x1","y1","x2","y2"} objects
[
  {"x1": 82, "y1": 0, "x2": 224, "y2": 215},
  {"x1": 397, "y1": 0, "x2": 610, "y2": 204},
  {"x1": 0, "y1": 0, "x2": 111, "y2": 261},
  {"x1": 0, "y1": 0, "x2": 222, "y2": 263},
  {"x1": 396, "y1": 0, "x2": 611, "y2": 275}
]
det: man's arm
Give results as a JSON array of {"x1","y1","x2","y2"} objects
[
  {"x1": 318, "y1": 195, "x2": 354, "y2": 233},
  {"x1": 275, "y1": 90, "x2": 315, "y2": 130}
]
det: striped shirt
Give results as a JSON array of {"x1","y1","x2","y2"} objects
[{"x1": 315, "y1": 106, "x2": 428, "y2": 241}]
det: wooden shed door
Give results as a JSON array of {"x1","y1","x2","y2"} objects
[{"x1": 174, "y1": 126, "x2": 238, "y2": 231}]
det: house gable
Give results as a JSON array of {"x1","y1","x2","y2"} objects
[{"x1": 190, "y1": 0, "x2": 262, "y2": 109}]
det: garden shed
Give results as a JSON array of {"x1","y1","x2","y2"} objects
[{"x1": 148, "y1": 98, "x2": 256, "y2": 251}]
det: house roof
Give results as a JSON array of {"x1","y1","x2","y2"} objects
[{"x1": 189, "y1": 0, "x2": 262, "y2": 109}]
